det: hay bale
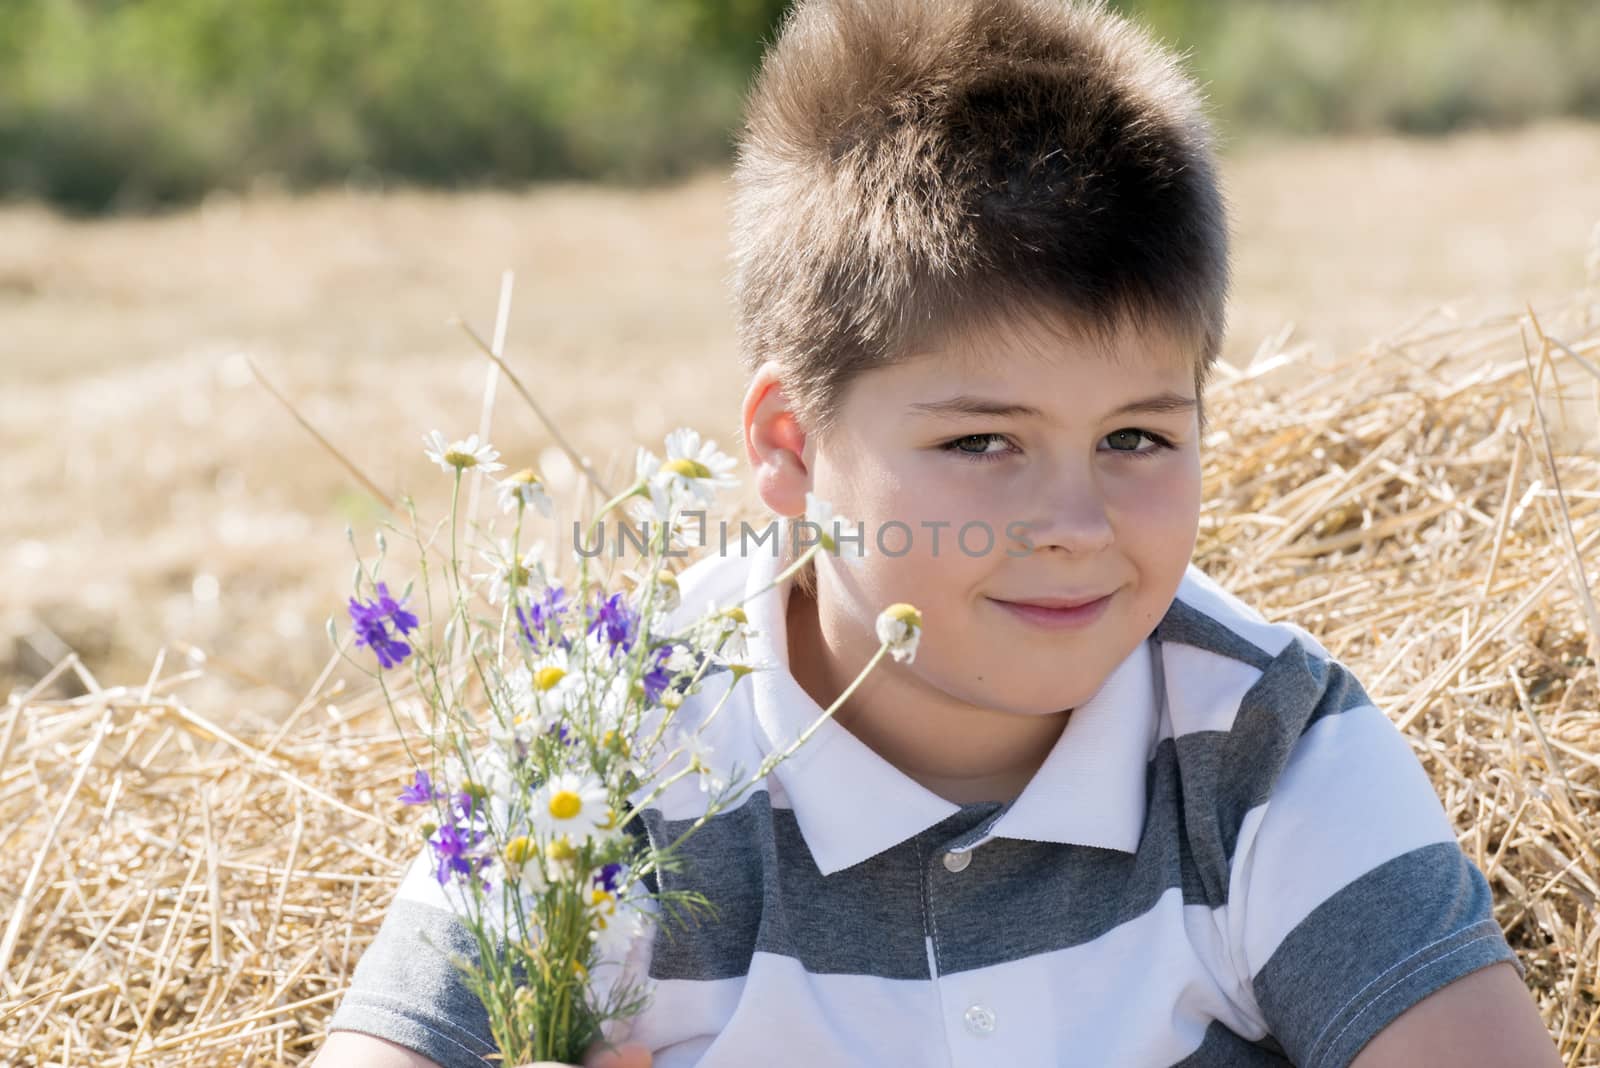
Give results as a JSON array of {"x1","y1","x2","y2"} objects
[{"x1": 3, "y1": 289, "x2": 1598, "y2": 1066}]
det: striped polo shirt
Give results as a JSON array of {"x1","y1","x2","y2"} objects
[{"x1": 328, "y1": 521, "x2": 1523, "y2": 1068}]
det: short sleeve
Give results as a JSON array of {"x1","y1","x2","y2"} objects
[
  {"x1": 325, "y1": 851, "x2": 499, "y2": 1068},
  {"x1": 1224, "y1": 683, "x2": 1524, "y2": 1068}
]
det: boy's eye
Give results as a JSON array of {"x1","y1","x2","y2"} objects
[
  {"x1": 1103, "y1": 428, "x2": 1175, "y2": 456},
  {"x1": 940, "y1": 429, "x2": 1176, "y2": 463},
  {"x1": 941, "y1": 433, "x2": 1012, "y2": 460}
]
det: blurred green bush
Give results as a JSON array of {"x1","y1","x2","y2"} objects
[{"x1": 2, "y1": 0, "x2": 1597, "y2": 215}]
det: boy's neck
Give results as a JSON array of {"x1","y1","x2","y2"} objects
[{"x1": 784, "y1": 575, "x2": 1071, "y2": 806}]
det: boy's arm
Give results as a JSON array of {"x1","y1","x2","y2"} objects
[
  {"x1": 311, "y1": 1031, "x2": 451, "y2": 1068},
  {"x1": 1347, "y1": 960, "x2": 1560, "y2": 1068},
  {"x1": 1220, "y1": 643, "x2": 1555, "y2": 1068},
  {"x1": 319, "y1": 852, "x2": 503, "y2": 1068}
]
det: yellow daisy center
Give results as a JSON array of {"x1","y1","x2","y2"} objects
[
  {"x1": 534, "y1": 666, "x2": 566, "y2": 691},
  {"x1": 503, "y1": 835, "x2": 536, "y2": 866},
  {"x1": 720, "y1": 606, "x2": 747, "y2": 626},
  {"x1": 508, "y1": 467, "x2": 542, "y2": 486},
  {"x1": 443, "y1": 448, "x2": 478, "y2": 469},
  {"x1": 884, "y1": 602, "x2": 922, "y2": 630},
  {"x1": 661, "y1": 457, "x2": 712, "y2": 479},
  {"x1": 545, "y1": 836, "x2": 576, "y2": 863},
  {"x1": 548, "y1": 790, "x2": 583, "y2": 820}
]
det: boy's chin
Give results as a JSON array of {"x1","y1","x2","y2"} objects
[{"x1": 940, "y1": 666, "x2": 1104, "y2": 719}]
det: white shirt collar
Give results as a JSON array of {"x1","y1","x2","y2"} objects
[{"x1": 739, "y1": 516, "x2": 1158, "y2": 876}]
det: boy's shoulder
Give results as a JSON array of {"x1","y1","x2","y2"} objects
[
  {"x1": 1164, "y1": 560, "x2": 1332, "y2": 666},
  {"x1": 1156, "y1": 561, "x2": 1358, "y2": 742},
  {"x1": 1152, "y1": 563, "x2": 1394, "y2": 871}
]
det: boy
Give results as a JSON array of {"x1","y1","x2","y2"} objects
[{"x1": 315, "y1": 1, "x2": 1559, "y2": 1064}]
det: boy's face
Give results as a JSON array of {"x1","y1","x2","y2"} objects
[{"x1": 749, "y1": 306, "x2": 1203, "y2": 718}]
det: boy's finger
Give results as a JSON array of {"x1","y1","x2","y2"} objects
[{"x1": 583, "y1": 1041, "x2": 653, "y2": 1068}]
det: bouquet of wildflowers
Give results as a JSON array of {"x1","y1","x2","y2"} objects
[{"x1": 334, "y1": 425, "x2": 923, "y2": 1065}]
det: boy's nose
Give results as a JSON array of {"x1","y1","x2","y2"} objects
[{"x1": 1010, "y1": 486, "x2": 1115, "y2": 556}]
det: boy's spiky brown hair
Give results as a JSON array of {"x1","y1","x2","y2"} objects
[{"x1": 730, "y1": 0, "x2": 1231, "y2": 444}]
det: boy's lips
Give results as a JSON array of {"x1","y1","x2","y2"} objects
[
  {"x1": 995, "y1": 592, "x2": 1113, "y2": 610},
  {"x1": 987, "y1": 591, "x2": 1115, "y2": 630}
]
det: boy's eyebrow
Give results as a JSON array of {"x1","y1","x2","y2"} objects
[{"x1": 906, "y1": 391, "x2": 1198, "y2": 420}]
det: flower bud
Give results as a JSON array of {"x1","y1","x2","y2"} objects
[{"x1": 875, "y1": 603, "x2": 923, "y2": 663}]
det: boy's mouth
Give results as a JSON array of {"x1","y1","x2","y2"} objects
[{"x1": 987, "y1": 592, "x2": 1114, "y2": 630}]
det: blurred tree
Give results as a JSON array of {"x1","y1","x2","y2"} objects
[{"x1": 2, "y1": 0, "x2": 1598, "y2": 214}]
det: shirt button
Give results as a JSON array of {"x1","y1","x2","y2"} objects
[
  {"x1": 964, "y1": 1004, "x2": 996, "y2": 1035},
  {"x1": 942, "y1": 849, "x2": 972, "y2": 873}
]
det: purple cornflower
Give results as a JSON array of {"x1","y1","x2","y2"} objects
[
  {"x1": 348, "y1": 581, "x2": 420, "y2": 669},
  {"x1": 428, "y1": 794, "x2": 491, "y2": 886},
  {"x1": 515, "y1": 583, "x2": 570, "y2": 648},
  {"x1": 428, "y1": 823, "x2": 489, "y2": 885},
  {"x1": 594, "y1": 862, "x2": 625, "y2": 894},
  {"x1": 641, "y1": 643, "x2": 677, "y2": 704},
  {"x1": 586, "y1": 591, "x2": 637, "y2": 655},
  {"x1": 446, "y1": 786, "x2": 489, "y2": 825},
  {"x1": 398, "y1": 769, "x2": 434, "y2": 805}
]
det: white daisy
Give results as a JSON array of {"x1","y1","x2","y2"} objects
[
  {"x1": 472, "y1": 744, "x2": 521, "y2": 806},
  {"x1": 875, "y1": 603, "x2": 923, "y2": 664},
  {"x1": 540, "y1": 831, "x2": 580, "y2": 877},
  {"x1": 588, "y1": 883, "x2": 650, "y2": 961},
  {"x1": 620, "y1": 565, "x2": 683, "y2": 620},
  {"x1": 497, "y1": 467, "x2": 556, "y2": 518},
  {"x1": 531, "y1": 771, "x2": 611, "y2": 845},
  {"x1": 490, "y1": 666, "x2": 555, "y2": 756},
  {"x1": 520, "y1": 645, "x2": 586, "y2": 722},
  {"x1": 700, "y1": 601, "x2": 755, "y2": 661},
  {"x1": 624, "y1": 491, "x2": 705, "y2": 553},
  {"x1": 472, "y1": 539, "x2": 549, "y2": 606},
  {"x1": 423, "y1": 430, "x2": 505, "y2": 475},
  {"x1": 638, "y1": 427, "x2": 739, "y2": 520},
  {"x1": 803, "y1": 491, "x2": 866, "y2": 568},
  {"x1": 498, "y1": 831, "x2": 547, "y2": 898},
  {"x1": 677, "y1": 728, "x2": 726, "y2": 795}
]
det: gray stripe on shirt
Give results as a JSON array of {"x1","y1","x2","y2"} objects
[
  {"x1": 1252, "y1": 840, "x2": 1523, "y2": 1068},
  {"x1": 1166, "y1": 1019, "x2": 1292, "y2": 1066},
  {"x1": 1155, "y1": 597, "x2": 1278, "y2": 670},
  {"x1": 1179, "y1": 641, "x2": 1377, "y2": 904},
  {"x1": 642, "y1": 793, "x2": 957, "y2": 980},
  {"x1": 326, "y1": 897, "x2": 498, "y2": 1068}
]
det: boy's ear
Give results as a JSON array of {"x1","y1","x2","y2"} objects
[{"x1": 742, "y1": 361, "x2": 813, "y2": 518}]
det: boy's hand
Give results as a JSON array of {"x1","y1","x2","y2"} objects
[{"x1": 519, "y1": 1040, "x2": 652, "y2": 1068}]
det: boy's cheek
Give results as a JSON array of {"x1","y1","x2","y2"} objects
[{"x1": 1107, "y1": 464, "x2": 1202, "y2": 527}]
